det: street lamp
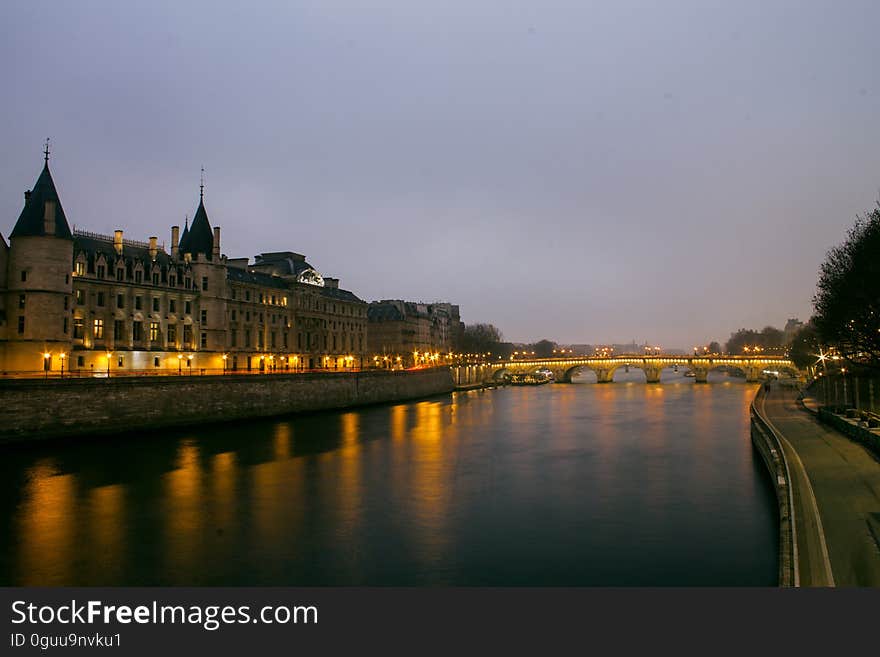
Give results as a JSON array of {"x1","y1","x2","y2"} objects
[
  {"x1": 187, "y1": 354, "x2": 193, "y2": 375},
  {"x1": 178, "y1": 353, "x2": 183, "y2": 375},
  {"x1": 43, "y1": 352, "x2": 51, "y2": 379},
  {"x1": 59, "y1": 353, "x2": 65, "y2": 379},
  {"x1": 106, "y1": 351, "x2": 112, "y2": 378},
  {"x1": 222, "y1": 353, "x2": 228, "y2": 373}
]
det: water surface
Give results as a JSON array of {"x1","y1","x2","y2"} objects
[{"x1": 0, "y1": 371, "x2": 777, "y2": 585}]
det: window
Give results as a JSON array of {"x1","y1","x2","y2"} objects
[
  {"x1": 97, "y1": 292, "x2": 105, "y2": 307},
  {"x1": 135, "y1": 296, "x2": 142, "y2": 310},
  {"x1": 231, "y1": 309, "x2": 237, "y2": 321},
  {"x1": 117, "y1": 356, "x2": 124, "y2": 367},
  {"x1": 135, "y1": 270, "x2": 142, "y2": 284},
  {"x1": 76, "y1": 289, "x2": 84, "y2": 305},
  {"x1": 114, "y1": 320, "x2": 125, "y2": 340},
  {"x1": 152, "y1": 272, "x2": 159, "y2": 285},
  {"x1": 169, "y1": 299, "x2": 177, "y2": 313},
  {"x1": 231, "y1": 330, "x2": 238, "y2": 347},
  {"x1": 117, "y1": 294, "x2": 124, "y2": 309},
  {"x1": 169, "y1": 275, "x2": 176, "y2": 287},
  {"x1": 152, "y1": 298, "x2": 160, "y2": 312},
  {"x1": 167, "y1": 324, "x2": 177, "y2": 343},
  {"x1": 75, "y1": 261, "x2": 85, "y2": 276},
  {"x1": 271, "y1": 332, "x2": 277, "y2": 348},
  {"x1": 245, "y1": 290, "x2": 251, "y2": 301},
  {"x1": 116, "y1": 268, "x2": 124, "y2": 281},
  {"x1": 97, "y1": 265, "x2": 105, "y2": 278},
  {"x1": 64, "y1": 296, "x2": 69, "y2": 310},
  {"x1": 73, "y1": 318, "x2": 84, "y2": 338},
  {"x1": 185, "y1": 301, "x2": 191, "y2": 314},
  {"x1": 150, "y1": 322, "x2": 160, "y2": 341},
  {"x1": 246, "y1": 311, "x2": 250, "y2": 321},
  {"x1": 20, "y1": 270, "x2": 27, "y2": 282},
  {"x1": 258, "y1": 331, "x2": 264, "y2": 348},
  {"x1": 77, "y1": 356, "x2": 84, "y2": 367},
  {"x1": 201, "y1": 309, "x2": 207, "y2": 325},
  {"x1": 185, "y1": 278, "x2": 191, "y2": 290},
  {"x1": 245, "y1": 330, "x2": 251, "y2": 347},
  {"x1": 94, "y1": 318, "x2": 104, "y2": 339},
  {"x1": 202, "y1": 276, "x2": 208, "y2": 291},
  {"x1": 154, "y1": 357, "x2": 160, "y2": 368},
  {"x1": 63, "y1": 317, "x2": 68, "y2": 334},
  {"x1": 231, "y1": 289, "x2": 237, "y2": 300},
  {"x1": 18, "y1": 294, "x2": 25, "y2": 309},
  {"x1": 132, "y1": 321, "x2": 143, "y2": 342},
  {"x1": 183, "y1": 325, "x2": 193, "y2": 346},
  {"x1": 200, "y1": 332, "x2": 207, "y2": 348},
  {"x1": 17, "y1": 316, "x2": 25, "y2": 334}
]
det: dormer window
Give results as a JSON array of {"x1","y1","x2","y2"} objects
[
  {"x1": 75, "y1": 261, "x2": 85, "y2": 276},
  {"x1": 97, "y1": 265, "x2": 105, "y2": 278},
  {"x1": 116, "y1": 268, "x2": 124, "y2": 281}
]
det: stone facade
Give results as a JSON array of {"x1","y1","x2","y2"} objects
[
  {"x1": 367, "y1": 299, "x2": 462, "y2": 366},
  {"x1": 0, "y1": 159, "x2": 367, "y2": 374}
]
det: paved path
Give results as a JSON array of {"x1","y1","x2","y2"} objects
[{"x1": 763, "y1": 385, "x2": 880, "y2": 586}]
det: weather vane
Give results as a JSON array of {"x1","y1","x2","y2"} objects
[
  {"x1": 200, "y1": 166, "x2": 205, "y2": 200},
  {"x1": 44, "y1": 138, "x2": 50, "y2": 165}
]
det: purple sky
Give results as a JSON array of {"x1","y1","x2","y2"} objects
[{"x1": 2, "y1": 1, "x2": 879, "y2": 348}]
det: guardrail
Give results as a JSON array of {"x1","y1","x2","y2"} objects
[{"x1": 750, "y1": 385, "x2": 799, "y2": 587}]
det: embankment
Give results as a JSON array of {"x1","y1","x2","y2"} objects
[{"x1": 0, "y1": 367, "x2": 455, "y2": 445}]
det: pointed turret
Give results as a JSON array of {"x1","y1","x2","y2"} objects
[
  {"x1": 179, "y1": 215, "x2": 190, "y2": 252},
  {"x1": 10, "y1": 153, "x2": 73, "y2": 239},
  {"x1": 184, "y1": 174, "x2": 214, "y2": 258}
]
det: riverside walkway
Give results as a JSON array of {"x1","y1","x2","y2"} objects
[{"x1": 762, "y1": 385, "x2": 880, "y2": 586}]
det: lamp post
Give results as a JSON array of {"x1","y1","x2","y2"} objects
[
  {"x1": 177, "y1": 353, "x2": 183, "y2": 375},
  {"x1": 187, "y1": 354, "x2": 193, "y2": 375},
  {"x1": 222, "y1": 353, "x2": 228, "y2": 374},
  {"x1": 43, "y1": 352, "x2": 51, "y2": 379},
  {"x1": 59, "y1": 353, "x2": 65, "y2": 379},
  {"x1": 106, "y1": 351, "x2": 112, "y2": 378}
]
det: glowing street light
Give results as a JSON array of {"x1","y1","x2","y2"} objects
[{"x1": 43, "y1": 352, "x2": 51, "y2": 379}]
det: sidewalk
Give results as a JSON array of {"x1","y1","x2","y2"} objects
[{"x1": 763, "y1": 385, "x2": 880, "y2": 586}]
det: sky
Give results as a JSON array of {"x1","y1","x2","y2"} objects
[{"x1": 2, "y1": 1, "x2": 879, "y2": 349}]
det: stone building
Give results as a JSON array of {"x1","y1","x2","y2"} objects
[
  {"x1": 367, "y1": 299, "x2": 461, "y2": 366},
  {"x1": 0, "y1": 156, "x2": 367, "y2": 374}
]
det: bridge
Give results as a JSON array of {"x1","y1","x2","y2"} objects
[{"x1": 452, "y1": 354, "x2": 799, "y2": 387}]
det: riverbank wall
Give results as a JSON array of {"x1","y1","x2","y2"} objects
[
  {"x1": 0, "y1": 367, "x2": 455, "y2": 445},
  {"x1": 750, "y1": 387, "x2": 797, "y2": 587}
]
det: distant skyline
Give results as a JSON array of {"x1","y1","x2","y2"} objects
[{"x1": 2, "y1": 1, "x2": 879, "y2": 349}]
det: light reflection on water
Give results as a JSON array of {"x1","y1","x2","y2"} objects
[{"x1": 0, "y1": 371, "x2": 777, "y2": 585}]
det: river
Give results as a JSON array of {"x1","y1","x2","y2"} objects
[{"x1": 0, "y1": 370, "x2": 777, "y2": 585}]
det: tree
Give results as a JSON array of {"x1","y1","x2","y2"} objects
[
  {"x1": 813, "y1": 204, "x2": 880, "y2": 370},
  {"x1": 460, "y1": 323, "x2": 503, "y2": 355},
  {"x1": 531, "y1": 339, "x2": 557, "y2": 358},
  {"x1": 707, "y1": 341, "x2": 722, "y2": 354},
  {"x1": 787, "y1": 322, "x2": 821, "y2": 370}
]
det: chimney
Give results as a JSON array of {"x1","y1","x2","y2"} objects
[
  {"x1": 43, "y1": 200, "x2": 56, "y2": 235},
  {"x1": 213, "y1": 227, "x2": 221, "y2": 259},
  {"x1": 171, "y1": 226, "x2": 179, "y2": 259},
  {"x1": 113, "y1": 230, "x2": 124, "y2": 255},
  {"x1": 149, "y1": 236, "x2": 158, "y2": 260}
]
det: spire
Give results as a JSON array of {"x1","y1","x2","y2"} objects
[
  {"x1": 10, "y1": 145, "x2": 73, "y2": 239},
  {"x1": 200, "y1": 166, "x2": 205, "y2": 201},
  {"x1": 179, "y1": 215, "x2": 190, "y2": 250}
]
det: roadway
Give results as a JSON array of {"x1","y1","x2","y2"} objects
[{"x1": 762, "y1": 385, "x2": 880, "y2": 586}]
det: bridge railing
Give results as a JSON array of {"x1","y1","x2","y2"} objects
[{"x1": 750, "y1": 385, "x2": 798, "y2": 587}]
